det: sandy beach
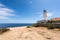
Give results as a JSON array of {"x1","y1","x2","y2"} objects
[{"x1": 0, "y1": 26, "x2": 60, "y2": 40}]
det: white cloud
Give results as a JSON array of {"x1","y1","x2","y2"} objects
[
  {"x1": 0, "y1": 3, "x2": 15, "y2": 20},
  {"x1": 0, "y1": 8, "x2": 15, "y2": 16},
  {"x1": 0, "y1": 3, "x2": 5, "y2": 7},
  {"x1": 47, "y1": 13, "x2": 53, "y2": 17},
  {"x1": 0, "y1": 16, "x2": 9, "y2": 19}
]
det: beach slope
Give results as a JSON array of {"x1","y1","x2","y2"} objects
[{"x1": 0, "y1": 26, "x2": 60, "y2": 40}]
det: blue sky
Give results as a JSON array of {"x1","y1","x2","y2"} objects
[{"x1": 0, "y1": 0, "x2": 60, "y2": 23}]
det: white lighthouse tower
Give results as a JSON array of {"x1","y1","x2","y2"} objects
[{"x1": 43, "y1": 10, "x2": 47, "y2": 22}]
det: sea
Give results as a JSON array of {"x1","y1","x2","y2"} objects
[{"x1": 0, "y1": 23, "x2": 32, "y2": 28}]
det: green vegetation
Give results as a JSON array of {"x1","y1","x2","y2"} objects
[
  {"x1": 48, "y1": 26, "x2": 54, "y2": 29},
  {"x1": 32, "y1": 23, "x2": 40, "y2": 27},
  {"x1": 32, "y1": 20, "x2": 60, "y2": 29},
  {"x1": 27, "y1": 26, "x2": 31, "y2": 28},
  {"x1": 0, "y1": 28, "x2": 10, "y2": 34}
]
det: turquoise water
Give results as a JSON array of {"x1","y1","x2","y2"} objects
[{"x1": 0, "y1": 23, "x2": 32, "y2": 28}]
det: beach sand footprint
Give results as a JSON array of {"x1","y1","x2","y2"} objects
[{"x1": 19, "y1": 32, "x2": 47, "y2": 40}]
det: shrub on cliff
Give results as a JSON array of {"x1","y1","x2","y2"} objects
[
  {"x1": 0, "y1": 28, "x2": 10, "y2": 34},
  {"x1": 32, "y1": 23, "x2": 40, "y2": 27},
  {"x1": 27, "y1": 26, "x2": 31, "y2": 28},
  {"x1": 48, "y1": 26, "x2": 54, "y2": 29}
]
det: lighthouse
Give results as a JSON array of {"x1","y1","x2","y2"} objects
[{"x1": 43, "y1": 10, "x2": 47, "y2": 21}]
